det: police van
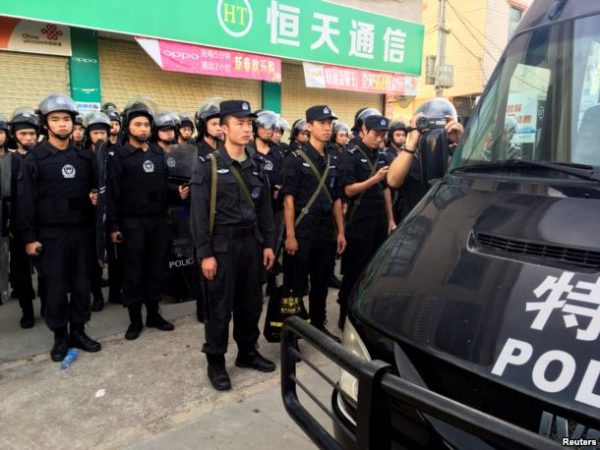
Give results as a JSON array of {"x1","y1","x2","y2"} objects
[{"x1": 281, "y1": 0, "x2": 600, "y2": 448}]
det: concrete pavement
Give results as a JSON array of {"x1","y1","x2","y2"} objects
[{"x1": 0, "y1": 285, "x2": 342, "y2": 450}]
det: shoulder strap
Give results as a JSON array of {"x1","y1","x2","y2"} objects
[
  {"x1": 294, "y1": 151, "x2": 331, "y2": 228},
  {"x1": 225, "y1": 158, "x2": 256, "y2": 212},
  {"x1": 346, "y1": 147, "x2": 379, "y2": 226}
]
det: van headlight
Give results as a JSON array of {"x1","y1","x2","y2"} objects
[{"x1": 339, "y1": 320, "x2": 372, "y2": 404}]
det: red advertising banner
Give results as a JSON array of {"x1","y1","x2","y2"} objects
[
  {"x1": 136, "y1": 37, "x2": 282, "y2": 83},
  {"x1": 303, "y1": 62, "x2": 418, "y2": 96}
]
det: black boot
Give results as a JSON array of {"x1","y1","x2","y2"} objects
[
  {"x1": 235, "y1": 349, "x2": 276, "y2": 372},
  {"x1": 19, "y1": 299, "x2": 35, "y2": 329},
  {"x1": 50, "y1": 327, "x2": 69, "y2": 362},
  {"x1": 125, "y1": 303, "x2": 143, "y2": 340},
  {"x1": 145, "y1": 300, "x2": 174, "y2": 331},
  {"x1": 91, "y1": 291, "x2": 104, "y2": 312},
  {"x1": 70, "y1": 323, "x2": 102, "y2": 352},
  {"x1": 207, "y1": 354, "x2": 231, "y2": 391}
]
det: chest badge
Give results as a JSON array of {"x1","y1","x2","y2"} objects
[
  {"x1": 62, "y1": 164, "x2": 76, "y2": 179},
  {"x1": 143, "y1": 160, "x2": 155, "y2": 173},
  {"x1": 166, "y1": 157, "x2": 176, "y2": 168},
  {"x1": 217, "y1": 169, "x2": 230, "y2": 174},
  {"x1": 264, "y1": 160, "x2": 274, "y2": 171}
]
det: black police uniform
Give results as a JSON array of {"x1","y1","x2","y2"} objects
[
  {"x1": 280, "y1": 142, "x2": 340, "y2": 330},
  {"x1": 196, "y1": 139, "x2": 217, "y2": 158},
  {"x1": 338, "y1": 139, "x2": 390, "y2": 322},
  {"x1": 190, "y1": 145, "x2": 275, "y2": 357},
  {"x1": 106, "y1": 142, "x2": 174, "y2": 311},
  {"x1": 18, "y1": 140, "x2": 96, "y2": 331},
  {"x1": 9, "y1": 151, "x2": 36, "y2": 317}
]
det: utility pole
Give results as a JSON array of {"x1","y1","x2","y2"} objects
[{"x1": 435, "y1": 0, "x2": 448, "y2": 97}]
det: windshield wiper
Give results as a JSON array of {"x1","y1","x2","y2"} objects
[{"x1": 451, "y1": 159, "x2": 600, "y2": 183}]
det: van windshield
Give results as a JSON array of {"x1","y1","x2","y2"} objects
[{"x1": 453, "y1": 14, "x2": 600, "y2": 172}]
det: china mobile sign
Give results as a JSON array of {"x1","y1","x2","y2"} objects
[
  {"x1": 136, "y1": 38, "x2": 282, "y2": 83},
  {"x1": 0, "y1": 0, "x2": 423, "y2": 75}
]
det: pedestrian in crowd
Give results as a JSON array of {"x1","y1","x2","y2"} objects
[
  {"x1": 106, "y1": 99, "x2": 188, "y2": 341},
  {"x1": 19, "y1": 93, "x2": 101, "y2": 361},
  {"x1": 195, "y1": 99, "x2": 223, "y2": 158},
  {"x1": 280, "y1": 105, "x2": 346, "y2": 341},
  {"x1": 7, "y1": 108, "x2": 42, "y2": 326},
  {"x1": 338, "y1": 113, "x2": 396, "y2": 329},
  {"x1": 190, "y1": 99, "x2": 276, "y2": 391}
]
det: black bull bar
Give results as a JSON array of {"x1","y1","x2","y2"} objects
[{"x1": 280, "y1": 316, "x2": 563, "y2": 450}]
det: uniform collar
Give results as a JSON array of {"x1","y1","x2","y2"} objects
[
  {"x1": 304, "y1": 141, "x2": 327, "y2": 161},
  {"x1": 358, "y1": 140, "x2": 378, "y2": 157},
  {"x1": 42, "y1": 139, "x2": 74, "y2": 155},
  {"x1": 217, "y1": 144, "x2": 254, "y2": 168}
]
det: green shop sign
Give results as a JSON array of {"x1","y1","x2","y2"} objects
[{"x1": 0, "y1": 0, "x2": 424, "y2": 75}]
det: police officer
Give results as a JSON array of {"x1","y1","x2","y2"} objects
[
  {"x1": 190, "y1": 99, "x2": 276, "y2": 391},
  {"x1": 177, "y1": 113, "x2": 195, "y2": 145},
  {"x1": 288, "y1": 119, "x2": 310, "y2": 154},
  {"x1": 0, "y1": 114, "x2": 7, "y2": 153},
  {"x1": 83, "y1": 111, "x2": 112, "y2": 312},
  {"x1": 107, "y1": 99, "x2": 188, "y2": 341},
  {"x1": 104, "y1": 108, "x2": 122, "y2": 148},
  {"x1": 272, "y1": 115, "x2": 290, "y2": 155},
  {"x1": 386, "y1": 121, "x2": 407, "y2": 160},
  {"x1": 84, "y1": 111, "x2": 111, "y2": 150},
  {"x1": 386, "y1": 99, "x2": 464, "y2": 207},
  {"x1": 338, "y1": 114, "x2": 396, "y2": 329},
  {"x1": 249, "y1": 110, "x2": 285, "y2": 294},
  {"x1": 8, "y1": 108, "x2": 41, "y2": 326},
  {"x1": 72, "y1": 114, "x2": 86, "y2": 149},
  {"x1": 19, "y1": 93, "x2": 101, "y2": 361},
  {"x1": 195, "y1": 99, "x2": 223, "y2": 158},
  {"x1": 281, "y1": 105, "x2": 346, "y2": 341},
  {"x1": 324, "y1": 121, "x2": 351, "y2": 290},
  {"x1": 350, "y1": 108, "x2": 381, "y2": 147},
  {"x1": 152, "y1": 111, "x2": 180, "y2": 151}
]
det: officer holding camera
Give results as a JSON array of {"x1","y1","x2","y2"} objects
[{"x1": 387, "y1": 98, "x2": 464, "y2": 199}]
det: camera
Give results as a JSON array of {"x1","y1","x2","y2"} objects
[{"x1": 416, "y1": 116, "x2": 447, "y2": 132}]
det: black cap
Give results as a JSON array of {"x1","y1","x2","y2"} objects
[
  {"x1": 364, "y1": 115, "x2": 390, "y2": 132},
  {"x1": 219, "y1": 100, "x2": 257, "y2": 119},
  {"x1": 306, "y1": 105, "x2": 338, "y2": 122}
]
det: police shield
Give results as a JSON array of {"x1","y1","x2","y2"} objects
[
  {"x1": 165, "y1": 144, "x2": 197, "y2": 184},
  {"x1": 164, "y1": 143, "x2": 200, "y2": 302},
  {"x1": 0, "y1": 152, "x2": 11, "y2": 303}
]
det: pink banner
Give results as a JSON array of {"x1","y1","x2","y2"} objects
[
  {"x1": 136, "y1": 38, "x2": 282, "y2": 83},
  {"x1": 303, "y1": 62, "x2": 418, "y2": 96}
]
